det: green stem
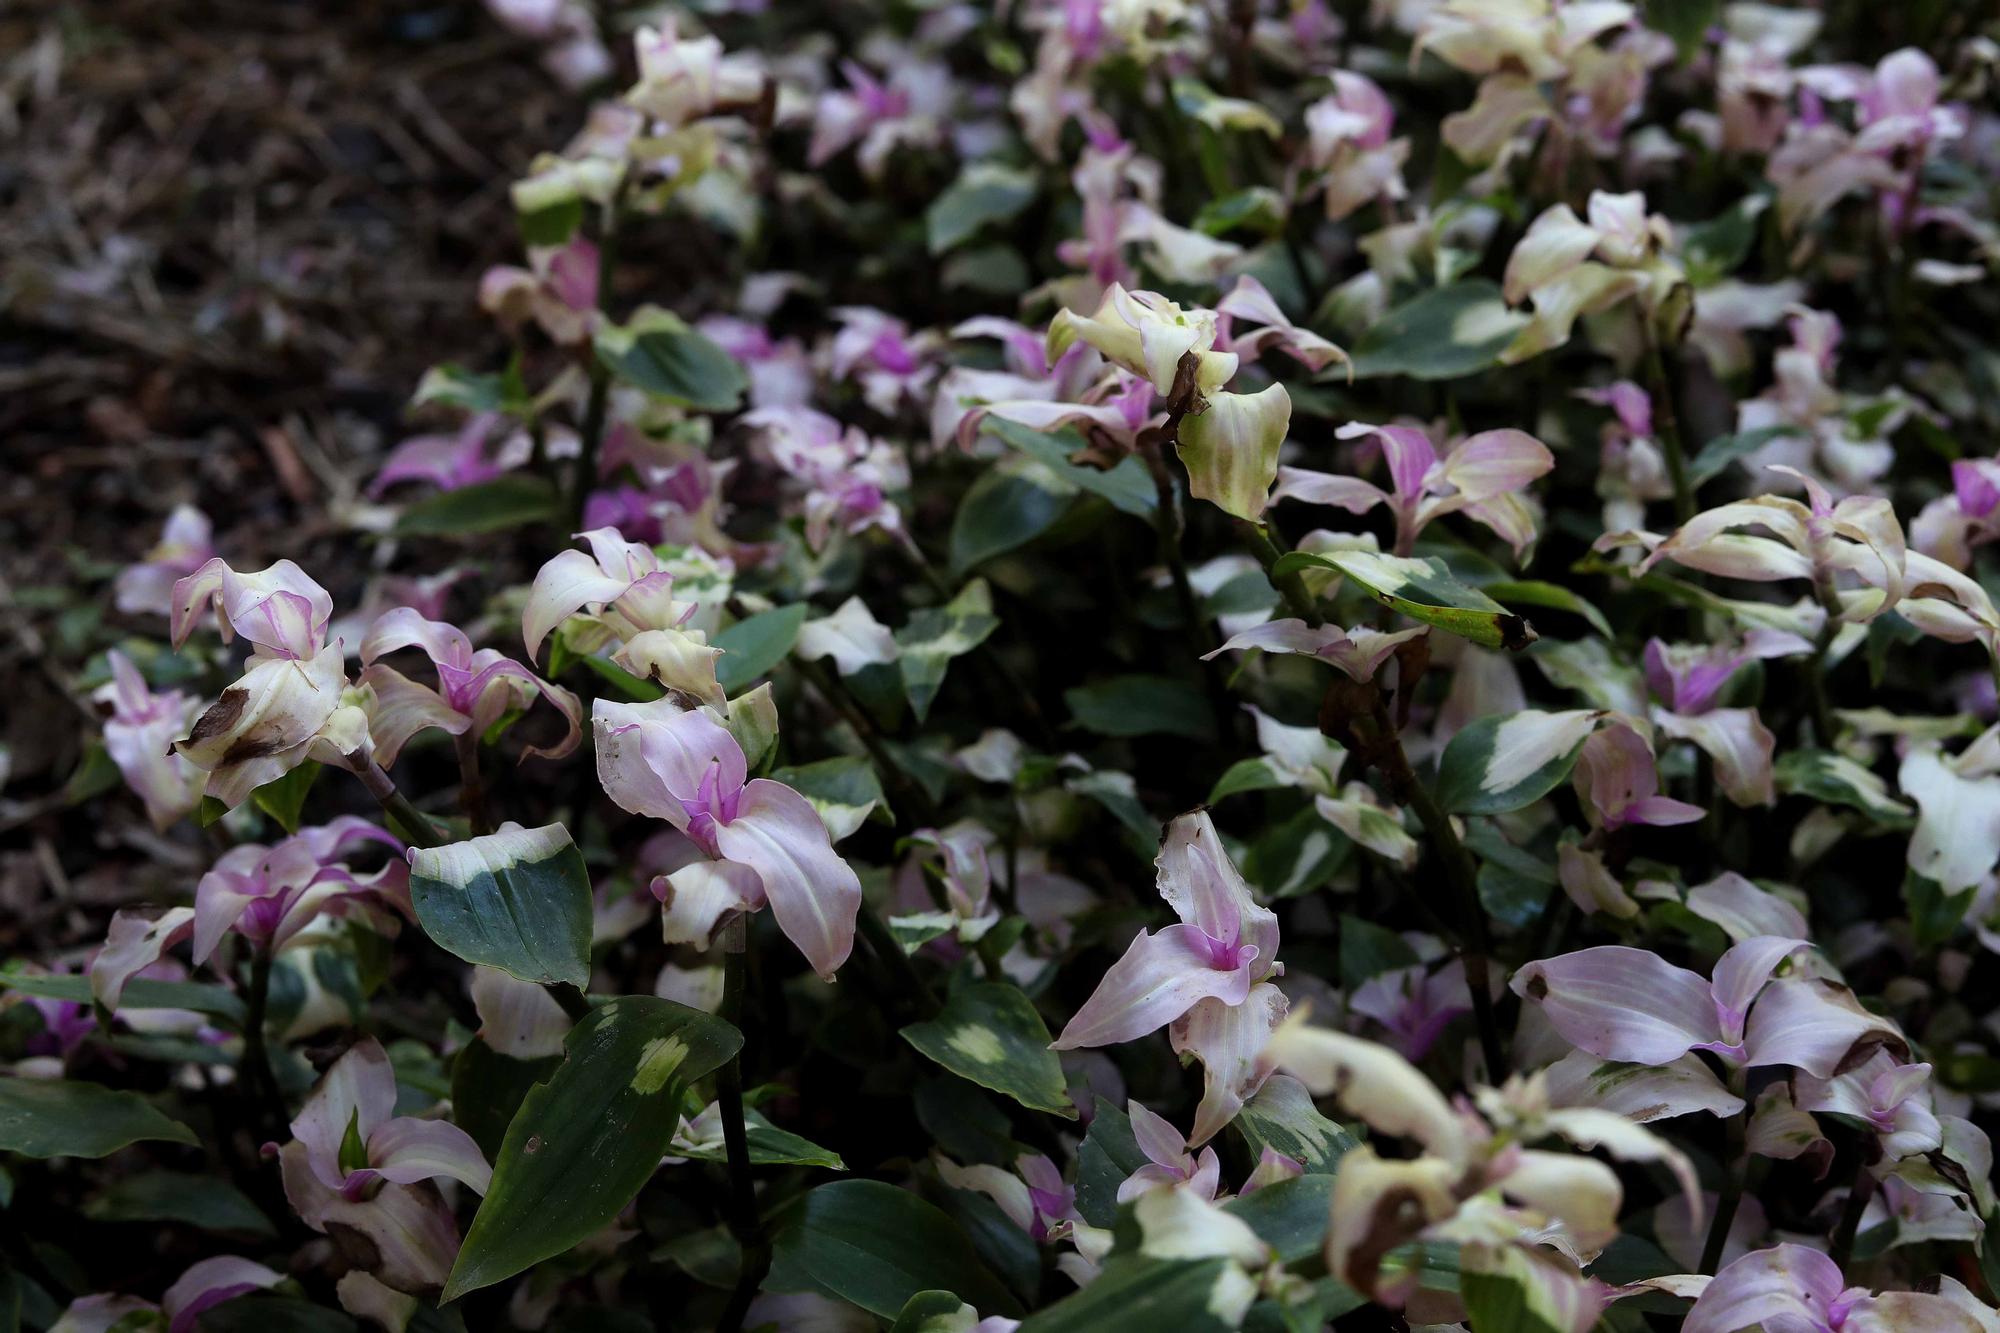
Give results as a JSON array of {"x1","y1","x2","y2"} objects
[
  {"x1": 240, "y1": 946, "x2": 287, "y2": 1140},
  {"x1": 716, "y1": 917, "x2": 770, "y2": 1333},
  {"x1": 1699, "y1": 1102, "x2": 1747, "y2": 1273},
  {"x1": 1371, "y1": 698, "x2": 1506, "y2": 1081},
  {"x1": 355, "y1": 760, "x2": 449, "y2": 849},
  {"x1": 1239, "y1": 521, "x2": 1321, "y2": 627},
  {"x1": 1141, "y1": 439, "x2": 1213, "y2": 652},
  {"x1": 1805, "y1": 614, "x2": 1840, "y2": 747},
  {"x1": 1829, "y1": 1158, "x2": 1878, "y2": 1269},
  {"x1": 1642, "y1": 331, "x2": 1695, "y2": 524},
  {"x1": 454, "y1": 730, "x2": 493, "y2": 836},
  {"x1": 855, "y1": 901, "x2": 938, "y2": 1016},
  {"x1": 791, "y1": 654, "x2": 940, "y2": 826}
]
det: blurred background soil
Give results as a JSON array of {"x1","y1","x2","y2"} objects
[{"x1": 0, "y1": 1, "x2": 579, "y2": 933}]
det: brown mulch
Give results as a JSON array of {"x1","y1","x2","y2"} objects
[{"x1": 0, "y1": 1, "x2": 583, "y2": 906}]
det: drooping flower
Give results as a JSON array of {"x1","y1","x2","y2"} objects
[
  {"x1": 93, "y1": 649, "x2": 205, "y2": 830},
  {"x1": 1302, "y1": 73, "x2": 1409, "y2": 220},
  {"x1": 358, "y1": 608, "x2": 582, "y2": 767},
  {"x1": 1272, "y1": 421, "x2": 1553, "y2": 557},
  {"x1": 169, "y1": 559, "x2": 371, "y2": 807},
  {"x1": 594, "y1": 696, "x2": 862, "y2": 979},
  {"x1": 276, "y1": 1039, "x2": 490, "y2": 1294},
  {"x1": 1499, "y1": 190, "x2": 1684, "y2": 362},
  {"x1": 1052, "y1": 810, "x2": 1285, "y2": 1144},
  {"x1": 741, "y1": 406, "x2": 911, "y2": 550},
  {"x1": 1684, "y1": 1245, "x2": 1995, "y2": 1333},
  {"x1": 521, "y1": 528, "x2": 729, "y2": 706},
  {"x1": 190, "y1": 817, "x2": 410, "y2": 966}
]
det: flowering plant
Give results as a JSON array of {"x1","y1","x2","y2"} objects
[{"x1": 11, "y1": 3, "x2": 2000, "y2": 1331}]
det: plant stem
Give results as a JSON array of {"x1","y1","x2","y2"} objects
[
  {"x1": 855, "y1": 900, "x2": 938, "y2": 1016},
  {"x1": 1642, "y1": 331, "x2": 1695, "y2": 524},
  {"x1": 1805, "y1": 614, "x2": 1840, "y2": 747},
  {"x1": 354, "y1": 760, "x2": 449, "y2": 849},
  {"x1": 240, "y1": 946, "x2": 287, "y2": 1141},
  {"x1": 1829, "y1": 1159, "x2": 1878, "y2": 1269},
  {"x1": 454, "y1": 730, "x2": 493, "y2": 836},
  {"x1": 791, "y1": 654, "x2": 940, "y2": 826},
  {"x1": 1141, "y1": 439, "x2": 1213, "y2": 651},
  {"x1": 716, "y1": 917, "x2": 770, "y2": 1333},
  {"x1": 1699, "y1": 1103, "x2": 1747, "y2": 1273},
  {"x1": 1239, "y1": 521, "x2": 1321, "y2": 627},
  {"x1": 1370, "y1": 697, "x2": 1506, "y2": 1081}
]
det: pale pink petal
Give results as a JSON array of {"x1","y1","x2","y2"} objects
[
  {"x1": 1684, "y1": 1245, "x2": 1845, "y2": 1333},
  {"x1": 90, "y1": 907, "x2": 195, "y2": 1013},
  {"x1": 161, "y1": 1256, "x2": 283, "y2": 1333},
  {"x1": 713, "y1": 779, "x2": 861, "y2": 981},
  {"x1": 365, "y1": 1116, "x2": 493, "y2": 1194},
  {"x1": 522, "y1": 547, "x2": 635, "y2": 662},
  {"x1": 1511, "y1": 947, "x2": 1721, "y2": 1065},
  {"x1": 358, "y1": 663, "x2": 470, "y2": 771},
  {"x1": 1172, "y1": 985, "x2": 1287, "y2": 1146},
  {"x1": 1741, "y1": 977, "x2": 1909, "y2": 1078},
  {"x1": 1544, "y1": 1049, "x2": 1745, "y2": 1121},
  {"x1": 1685, "y1": 872, "x2": 1809, "y2": 942},
  {"x1": 593, "y1": 698, "x2": 746, "y2": 825},
  {"x1": 1270, "y1": 466, "x2": 1389, "y2": 515},
  {"x1": 291, "y1": 1038, "x2": 400, "y2": 1194},
  {"x1": 1155, "y1": 810, "x2": 1276, "y2": 973},
  {"x1": 1503, "y1": 204, "x2": 1601, "y2": 303},
  {"x1": 1709, "y1": 936, "x2": 1809, "y2": 1045},
  {"x1": 1051, "y1": 924, "x2": 1256, "y2": 1050},
  {"x1": 360, "y1": 608, "x2": 473, "y2": 669},
  {"x1": 1126, "y1": 1100, "x2": 1191, "y2": 1173},
  {"x1": 1656, "y1": 708, "x2": 1776, "y2": 807},
  {"x1": 1439, "y1": 430, "x2": 1554, "y2": 502}
]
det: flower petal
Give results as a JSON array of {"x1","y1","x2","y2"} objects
[
  {"x1": 1511, "y1": 947, "x2": 1721, "y2": 1066},
  {"x1": 366, "y1": 1116, "x2": 493, "y2": 1195},
  {"x1": 712, "y1": 779, "x2": 861, "y2": 981},
  {"x1": 1051, "y1": 924, "x2": 1255, "y2": 1050}
]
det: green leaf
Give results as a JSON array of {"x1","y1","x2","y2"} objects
[
  {"x1": 902, "y1": 982, "x2": 1074, "y2": 1117},
  {"x1": 672, "y1": 1110, "x2": 846, "y2": 1170},
  {"x1": 1065, "y1": 770, "x2": 1159, "y2": 856},
  {"x1": 1345, "y1": 281, "x2": 1528, "y2": 381},
  {"x1": 394, "y1": 476, "x2": 562, "y2": 537},
  {"x1": 196, "y1": 1296, "x2": 360, "y2": 1332},
  {"x1": 251, "y1": 760, "x2": 320, "y2": 834},
  {"x1": 1018, "y1": 1256, "x2": 1247, "y2": 1333},
  {"x1": 1460, "y1": 1254, "x2": 1568, "y2": 1333},
  {"x1": 409, "y1": 824, "x2": 593, "y2": 989},
  {"x1": 1271, "y1": 551, "x2": 1535, "y2": 650},
  {"x1": 1434, "y1": 711, "x2": 1597, "y2": 815},
  {"x1": 1688, "y1": 424, "x2": 1803, "y2": 489},
  {"x1": 1074, "y1": 1099, "x2": 1148, "y2": 1228},
  {"x1": 1223, "y1": 1173, "x2": 1336, "y2": 1263},
  {"x1": 0, "y1": 1078, "x2": 196, "y2": 1158},
  {"x1": 1774, "y1": 750, "x2": 1913, "y2": 826},
  {"x1": 714, "y1": 603, "x2": 809, "y2": 695},
  {"x1": 83, "y1": 1171, "x2": 274, "y2": 1236},
  {"x1": 949, "y1": 460, "x2": 1073, "y2": 574},
  {"x1": 1482, "y1": 581, "x2": 1611, "y2": 639},
  {"x1": 1679, "y1": 193, "x2": 1766, "y2": 280},
  {"x1": 62, "y1": 742, "x2": 121, "y2": 806},
  {"x1": 411, "y1": 363, "x2": 526, "y2": 414},
  {"x1": 983, "y1": 419, "x2": 1155, "y2": 517},
  {"x1": 927, "y1": 163, "x2": 1038, "y2": 253},
  {"x1": 896, "y1": 581, "x2": 1000, "y2": 723},
  {"x1": 446, "y1": 997, "x2": 742, "y2": 1299},
  {"x1": 1232, "y1": 1075, "x2": 1356, "y2": 1177},
  {"x1": 892, "y1": 1290, "x2": 981, "y2": 1333},
  {"x1": 1648, "y1": 0, "x2": 1720, "y2": 63},
  {"x1": 1207, "y1": 758, "x2": 1287, "y2": 803},
  {"x1": 1065, "y1": 675, "x2": 1216, "y2": 741},
  {"x1": 768, "y1": 755, "x2": 891, "y2": 833},
  {"x1": 518, "y1": 196, "x2": 582, "y2": 247},
  {"x1": 451, "y1": 1038, "x2": 562, "y2": 1162},
  {"x1": 768, "y1": 1179, "x2": 1023, "y2": 1319},
  {"x1": 1192, "y1": 187, "x2": 1286, "y2": 239},
  {"x1": 1338, "y1": 915, "x2": 1421, "y2": 988},
  {"x1": 0, "y1": 971, "x2": 245, "y2": 1026},
  {"x1": 1906, "y1": 871, "x2": 1976, "y2": 950},
  {"x1": 1241, "y1": 804, "x2": 1351, "y2": 899},
  {"x1": 598, "y1": 320, "x2": 747, "y2": 412}
]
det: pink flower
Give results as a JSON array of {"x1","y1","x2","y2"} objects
[
  {"x1": 192, "y1": 817, "x2": 410, "y2": 964},
  {"x1": 1685, "y1": 1244, "x2": 1992, "y2": 1333},
  {"x1": 370, "y1": 413, "x2": 529, "y2": 497},
  {"x1": 1273, "y1": 421, "x2": 1554, "y2": 558},
  {"x1": 1052, "y1": 810, "x2": 1285, "y2": 1143},
  {"x1": 358, "y1": 609, "x2": 582, "y2": 767},
  {"x1": 93, "y1": 649, "x2": 205, "y2": 830},
  {"x1": 1349, "y1": 957, "x2": 1474, "y2": 1061},
  {"x1": 594, "y1": 697, "x2": 862, "y2": 979},
  {"x1": 1572, "y1": 723, "x2": 1704, "y2": 831},
  {"x1": 1115, "y1": 1101, "x2": 1221, "y2": 1203},
  {"x1": 114, "y1": 505, "x2": 214, "y2": 617}
]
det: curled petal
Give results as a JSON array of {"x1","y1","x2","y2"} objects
[
  {"x1": 655, "y1": 860, "x2": 766, "y2": 949},
  {"x1": 161, "y1": 1256, "x2": 283, "y2": 1333},
  {"x1": 90, "y1": 907, "x2": 195, "y2": 1014},
  {"x1": 1511, "y1": 947, "x2": 1720, "y2": 1066},
  {"x1": 358, "y1": 664, "x2": 469, "y2": 771},
  {"x1": 1741, "y1": 977, "x2": 1910, "y2": 1078},
  {"x1": 290, "y1": 1038, "x2": 400, "y2": 1194},
  {"x1": 1051, "y1": 924, "x2": 1255, "y2": 1050},
  {"x1": 1171, "y1": 984, "x2": 1288, "y2": 1147},
  {"x1": 1656, "y1": 708, "x2": 1776, "y2": 808},
  {"x1": 593, "y1": 697, "x2": 746, "y2": 825},
  {"x1": 522, "y1": 547, "x2": 636, "y2": 662},
  {"x1": 365, "y1": 1116, "x2": 493, "y2": 1195},
  {"x1": 712, "y1": 780, "x2": 861, "y2": 981}
]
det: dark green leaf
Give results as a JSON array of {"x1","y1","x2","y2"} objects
[
  {"x1": 0, "y1": 1078, "x2": 196, "y2": 1158},
  {"x1": 714, "y1": 603, "x2": 809, "y2": 695},
  {"x1": 1482, "y1": 582, "x2": 1611, "y2": 639},
  {"x1": 927, "y1": 164, "x2": 1038, "y2": 253},
  {"x1": 768, "y1": 1179, "x2": 1022, "y2": 1319},
  {"x1": 769, "y1": 755, "x2": 891, "y2": 831},
  {"x1": 1272, "y1": 551, "x2": 1535, "y2": 650},
  {"x1": 1223, "y1": 1173, "x2": 1336, "y2": 1263},
  {"x1": 1345, "y1": 281, "x2": 1527, "y2": 381},
  {"x1": 983, "y1": 420, "x2": 1155, "y2": 517},
  {"x1": 518, "y1": 197, "x2": 582, "y2": 247},
  {"x1": 1338, "y1": 916, "x2": 1420, "y2": 988},
  {"x1": 394, "y1": 476, "x2": 562, "y2": 537},
  {"x1": 1074, "y1": 1099, "x2": 1148, "y2": 1228},
  {"x1": 1065, "y1": 675, "x2": 1216, "y2": 741},
  {"x1": 949, "y1": 463, "x2": 1072, "y2": 574},
  {"x1": 446, "y1": 997, "x2": 742, "y2": 1299},
  {"x1": 1192, "y1": 187, "x2": 1286, "y2": 238},
  {"x1": 409, "y1": 824, "x2": 593, "y2": 989},
  {"x1": 897, "y1": 581, "x2": 1000, "y2": 723},
  {"x1": 1232, "y1": 1074, "x2": 1357, "y2": 1174},
  {"x1": 0, "y1": 973, "x2": 245, "y2": 1027},
  {"x1": 84, "y1": 1171, "x2": 274, "y2": 1236},
  {"x1": 1207, "y1": 758, "x2": 1287, "y2": 803},
  {"x1": 599, "y1": 322, "x2": 747, "y2": 412},
  {"x1": 1648, "y1": 0, "x2": 1720, "y2": 63},
  {"x1": 1688, "y1": 425, "x2": 1803, "y2": 489},
  {"x1": 451, "y1": 1038, "x2": 561, "y2": 1161},
  {"x1": 1018, "y1": 1256, "x2": 1245, "y2": 1333},
  {"x1": 1435, "y1": 712, "x2": 1595, "y2": 815},
  {"x1": 1241, "y1": 804, "x2": 1350, "y2": 899},
  {"x1": 671, "y1": 1110, "x2": 846, "y2": 1170},
  {"x1": 251, "y1": 761, "x2": 320, "y2": 835},
  {"x1": 902, "y1": 983, "x2": 1074, "y2": 1117}
]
